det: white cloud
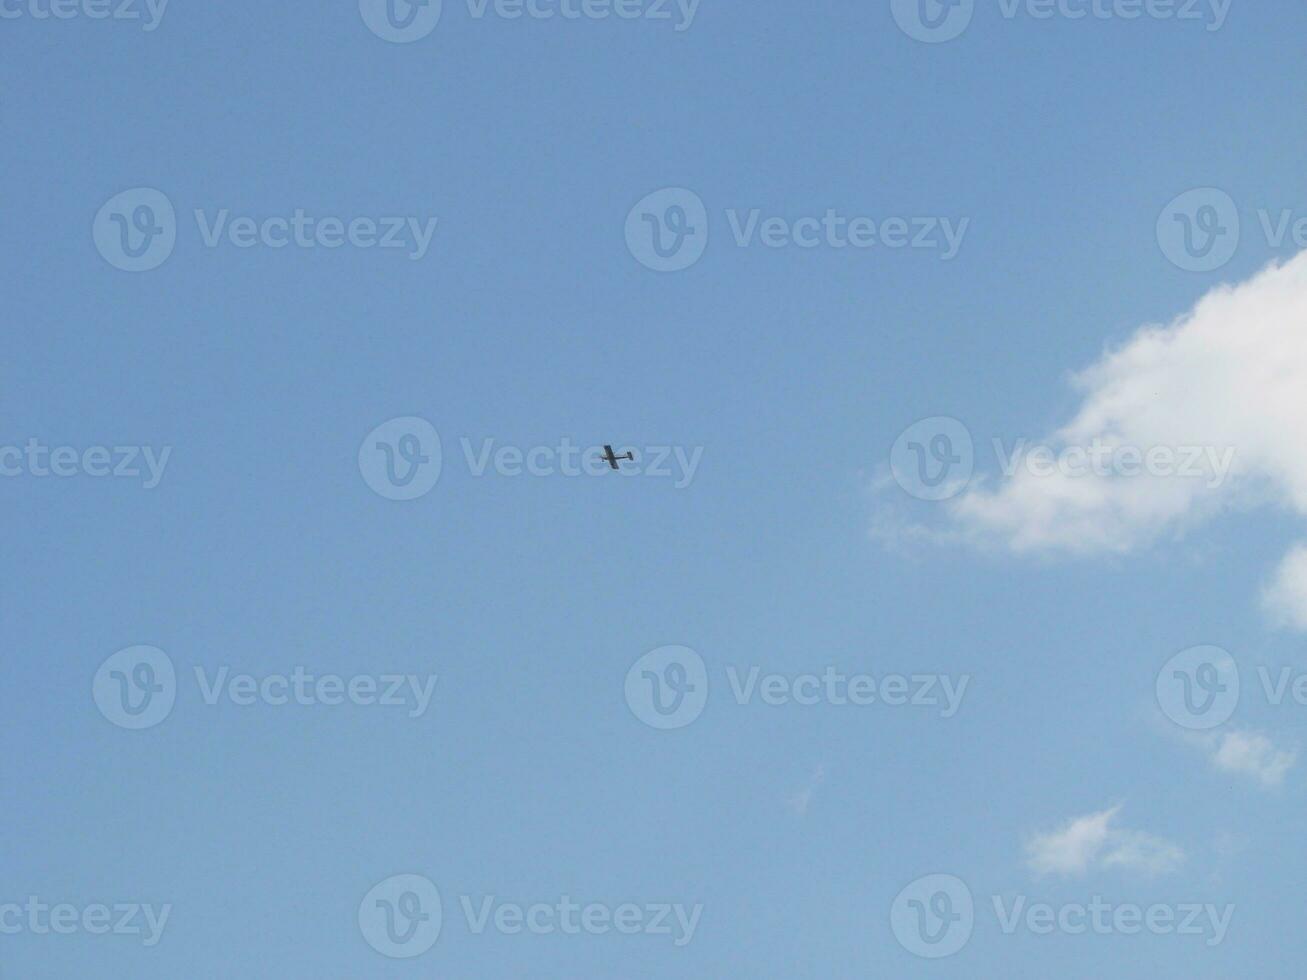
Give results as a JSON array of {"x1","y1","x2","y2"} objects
[
  {"x1": 1099, "y1": 830, "x2": 1187, "y2": 876},
  {"x1": 1210, "y1": 729, "x2": 1296, "y2": 787},
  {"x1": 1026, "y1": 805, "x2": 1184, "y2": 877},
  {"x1": 1165, "y1": 724, "x2": 1296, "y2": 790},
  {"x1": 932, "y1": 252, "x2": 1307, "y2": 625},
  {"x1": 1262, "y1": 544, "x2": 1307, "y2": 631},
  {"x1": 1026, "y1": 806, "x2": 1116, "y2": 875}
]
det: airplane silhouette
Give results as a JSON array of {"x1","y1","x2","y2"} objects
[{"x1": 600, "y1": 445, "x2": 634, "y2": 470}]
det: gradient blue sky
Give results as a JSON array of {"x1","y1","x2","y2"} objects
[{"x1": 5, "y1": 1, "x2": 1307, "y2": 976}]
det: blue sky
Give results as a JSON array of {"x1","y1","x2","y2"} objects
[{"x1": 5, "y1": 1, "x2": 1307, "y2": 976}]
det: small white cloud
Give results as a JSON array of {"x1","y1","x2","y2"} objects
[
  {"x1": 1027, "y1": 806, "x2": 1117, "y2": 875},
  {"x1": 1173, "y1": 727, "x2": 1297, "y2": 788},
  {"x1": 1100, "y1": 831, "x2": 1187, "y2": 876},
  {"x1": 1026, "y1": 805, "x2": 1183, "y2": 877},
  {"x1": 1262, "y1": 545, "x2": 1307, "y2": 632},
  {"x1": 1211, "y1": 730, "x2": 1296, "y2": 788}
]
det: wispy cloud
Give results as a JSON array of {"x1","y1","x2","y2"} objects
[
  {"x1": 1262, "y1": 544, "x2": 1307, "y2": 631},
  {"x1": 1026, "y1": 805, "x2": 1184, "y2": 877},
  {"x1": 786, "y1": 764, "x2": 827, "y2": 816},
  {"x1": 1210, "y1": 730, "x2": 1296, "y2": 787},
  {"x1": 1168, "y1": 724, "x2": 1297, "y2": 789}
]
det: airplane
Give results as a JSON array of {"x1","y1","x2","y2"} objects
[{"x1": 600, "y1": 444, "x2": 634, "y2": 470}]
